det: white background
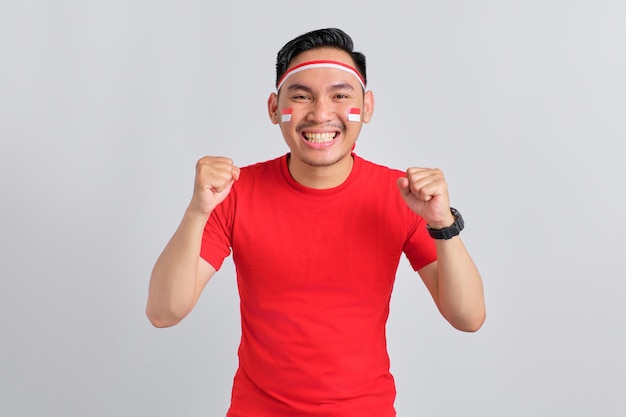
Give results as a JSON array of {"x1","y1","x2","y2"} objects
[{"x1": 1, "y1": 1, "x2": 625, "y2": 416}]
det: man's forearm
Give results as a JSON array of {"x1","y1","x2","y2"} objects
[
  {"x1": 435, "y1": 237, "x2": 486, "y2": 332},
  {"x1": 146, "y1": 209, "x2": 211, "y2": 327}
]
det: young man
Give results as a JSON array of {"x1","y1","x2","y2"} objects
[{"x1": 147, "y1": 28, "x2": 485, "y2": 417}]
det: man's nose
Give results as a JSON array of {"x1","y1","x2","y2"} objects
[{"x1": 306, "y1": 98, "x2": 334, "y2": 123}]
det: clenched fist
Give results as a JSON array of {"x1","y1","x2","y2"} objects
[
  {"x1": 189, "y1": 156, "x2": 240, "y2": 216},
  {"x1": 396, "y1": 167, "x2": 455, "y2": 229}
]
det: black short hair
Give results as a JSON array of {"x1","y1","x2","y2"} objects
[{"x1": 275, "y1": 28, "x2": 367, "y2": 88}]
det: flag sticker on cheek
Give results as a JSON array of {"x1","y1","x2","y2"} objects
[
  {"x1": 281, "y1": 108, "x2": 293, "y2": 122},
  {"x1": 348, "y1": 107, "x2": 361, "y2": 122}
]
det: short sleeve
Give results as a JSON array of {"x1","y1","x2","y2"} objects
[
  {"x1": 402, "y1": 214, "x2": 437, "y2": 271},
  {"x1": 200, "y1": 192, "x2": 235, "y2": 271}
]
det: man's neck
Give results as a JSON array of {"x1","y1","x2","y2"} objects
[{"x1": 287, "y1": 154, "x2": 354, "y2": 189}]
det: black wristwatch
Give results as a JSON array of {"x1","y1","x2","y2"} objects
[{"x1": 427, "y1": 207, "x2": 464, "y2": 240}]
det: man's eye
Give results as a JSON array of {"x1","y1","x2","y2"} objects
[
  {"x1": 335, "y1": 94, "x2": 349, "y2": 99},
  {"x1": 292, "y1": 95, "x2": 310, "y2": 101}
]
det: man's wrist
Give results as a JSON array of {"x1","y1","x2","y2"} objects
[
  {"x1": 427, "y1": 214, "x2": 456, "y2": 230},
  {"x1": 427, "y1": 207, "x2": 464, "y2": 240}
]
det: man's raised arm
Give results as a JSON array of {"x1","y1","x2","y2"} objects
[
  {"x1": 146, "y1": 156, "x2": 239, "y2": 328},
  {"x1": 397, "y1": 167, "x2": 486, "y2": 332}
]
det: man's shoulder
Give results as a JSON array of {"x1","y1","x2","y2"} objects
[
  {"x1": 237, "y1": 154, "x2": 287, "y2": 180},
  {"x1": 355, "y1": 154, "x2": 405, "y2": 178},
  {"x1": 241, "y1": 154, "x2": 286, "y2": 171}
]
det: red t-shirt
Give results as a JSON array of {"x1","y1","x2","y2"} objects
[{"x1": 201, "y1": 154, "x2": 437, "y2": 417}]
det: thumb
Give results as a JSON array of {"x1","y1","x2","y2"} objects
[
  {"x1": 232, "y1": 165, "x2": 241, "y2": 181},
  {"x1": 396, "y1": 177, "x2": 410, "y2": 197},
  {"x1": 396, "y1": 176, "x2": 426, "y2": 217}
]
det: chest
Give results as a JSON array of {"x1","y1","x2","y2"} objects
[{"x1": 230, "y1": 186, "x2": 408, "y2": 301}]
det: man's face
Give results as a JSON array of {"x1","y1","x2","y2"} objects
[{"x1": 268, "y1": 48, "x2": 374, "y2": 173}]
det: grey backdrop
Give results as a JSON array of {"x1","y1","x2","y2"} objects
[{"x1": 1, "y1": 1, "x2": 624, "y2": 416}]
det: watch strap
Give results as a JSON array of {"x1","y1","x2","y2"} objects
[{"x1": 427, "y1": 207, "x2": 464, "y2": 240}]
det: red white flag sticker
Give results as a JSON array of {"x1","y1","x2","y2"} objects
[
  {"x1": 348, "y1": 107, "x2": 361, "y2": 122},
  {"x1": 281, "y1": 108, "x2": 293, "y2": 122}
]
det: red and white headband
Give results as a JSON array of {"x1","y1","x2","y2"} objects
[{"x1": 276, "y1": 60, "x2": 366, "y2": 91}]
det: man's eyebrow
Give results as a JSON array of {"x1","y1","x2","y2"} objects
[
  {"x1": 285, "y1": 82, "x2": 356, "y2": 93},
  {"x1": 327, "y1": 82, "x2": 355, "y2": 91},
  {"x1": 285, "y1": 83, "x2": 313, "y2": 93}
]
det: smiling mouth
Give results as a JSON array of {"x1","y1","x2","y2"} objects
[{"x1": 303, "y1": 132, "x2": 338, "y2": 144}]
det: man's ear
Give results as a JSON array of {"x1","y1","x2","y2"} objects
[
  {"x1": 362, "y1": 90, "x2": 375, "y2": 123},
  {"x1": 268, "y1": 92, "x2": 279, "y2": 125}
]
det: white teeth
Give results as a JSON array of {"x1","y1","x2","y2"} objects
[{"x1": 304, "y1": 132, "x2": 336, "y2": 143}]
